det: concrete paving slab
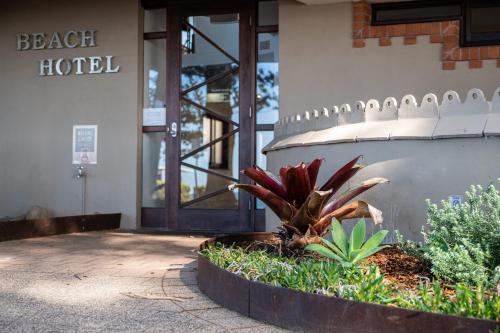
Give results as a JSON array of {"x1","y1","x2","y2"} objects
[{"x1": 0, "y1": 231, "x2": 287, "y2": 332}]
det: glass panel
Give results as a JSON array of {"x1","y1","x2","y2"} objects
[
  {"x1": 183, "y1": 69, "x2": 239, "y2": 123},
  {"x1": 144, "y1": 39, "x2": 166, "y2": 110},
  {"x1": 471, "y1": 7, "x2": 500, "y2": 33},
  {"x1": 256, "y1": 131, "x2": 274, "y2": 209},
  {"x1": 179, "y1": 13, "x2": 240, "y2": 210},
  {"x1": 183, "y1": 132, "x2": 239, "y2": 181},
  {"x1": 182, "y1": 15, "x2": 239, "y2": 59},
  {"x1": 181, "y1": 166, "x2": 238, "y2": 209},
  {"x1": 180, "y1": 101, "x2": 237, "y2": 156},
  {"x1": 144, "y1": 9, "x2": 166, "y2": 33},
  {"x1": 187, "y1": 189, "x2": 238, "y2": 209},
  {"x1": 258, "y1": 1, "x2": 278, "y2": 26},
  {"x1": 142, "y1": 133, "x2": 166, "y2": 208},
  {"x1": 257, "y1": 33, "x2": 279, "y2": 124}
]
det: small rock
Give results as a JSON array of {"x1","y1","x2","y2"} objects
[{"x1": 26, "y1": 206, "x2": 53, "y2": 220}]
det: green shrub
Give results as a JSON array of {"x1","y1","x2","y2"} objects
[{"x1": 424, "y1": 182, "x2": 500, "y2": 286}]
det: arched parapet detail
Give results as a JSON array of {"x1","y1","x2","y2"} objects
[
  {"x1": 420, "y1": 93, "x2": 440, "y2": 118},
  {"x1": 392, "y1": 93, "x2": 439, "y2": 139},
  {"x1": 316, "y1": 107, "x2": 338, "y2": 130},
  {"x1": 485, "y1": 87, "x2": 500, "y2": 136},
  {"x1": 439, "y1": 90, "x2": 463, "y2": 116},
  {"x1": 434, "y1": 89, "x2": 489, "y2": 138},
  {"x1": 398, "y1": 95, "x2": 418, "y2": 119},
  {"x1": 337, "y1": 103, "x2": 352, "y2": 126},
  {"x1": 491, "y1": 87, "x2": 500, "y2": 113},
  {"x1": 264, "y1": 87, "x2": 500, "y2": 153},
  {"x1": 359, "y1": 98, "x2": 397, "y2": 141},
  {"x1": 463, "y1": 88, "x2": 489, "y2": 115}
]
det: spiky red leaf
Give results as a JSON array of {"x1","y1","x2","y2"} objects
[
  {"x1": 319, "y1": 155, "x2": 363, "y2": 194},
  {"x1": 282, "y1": 163, "x2": 312, "y2": 207},
  {"x1": 307, "y1": 158, "x2": 323, "y2": 189},
  {"x1": 313, "y1": 201, "x2": 383, "y2": 236},
  {"x1": 229, "y1": 183, "x2": 295, "y2": 221},
  {"x1": 241, "y1": 166, "x2": 287, "y2": 199},
  {"x1": 320, "y1": 177, "x2": 388, "y2": 217}
]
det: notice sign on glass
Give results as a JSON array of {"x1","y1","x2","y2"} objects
[{"x1": 72, "y1": 125, "x2": 98, "y2": 164}]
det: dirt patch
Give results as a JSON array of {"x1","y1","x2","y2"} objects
[{"x1": 366, "y1": 246, "x2": 432, "y2": 291}]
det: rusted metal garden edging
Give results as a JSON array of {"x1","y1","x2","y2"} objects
[
  {"x1": 198, "y1": 233, "x2": 499, "y2": 333},
  {"x1": 0, "y1": 213, "x2": 121, "y2": 242}
]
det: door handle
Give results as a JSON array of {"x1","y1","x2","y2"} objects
[{"x1": 170, "y1": 122, "x2": 177, "y2": 138}]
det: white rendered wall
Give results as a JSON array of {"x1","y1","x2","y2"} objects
[
  {"x1": 0, "y1": 0, "x2": 141, "y2": 228},
  {"x1": 279, "y1": 0, "x2": 500, "y2": 118}
]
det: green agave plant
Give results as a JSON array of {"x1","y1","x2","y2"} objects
[{"x1": 305, "y1": 218, "x2": 389, "y2": 267}]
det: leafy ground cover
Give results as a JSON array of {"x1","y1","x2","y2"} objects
[{"x1": 200, "y1": 244, "x2": 499, "y2": 321}]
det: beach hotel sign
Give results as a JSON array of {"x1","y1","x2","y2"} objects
[{"x1": 16, "y1": 30, "x2": 120, "y2": 76}]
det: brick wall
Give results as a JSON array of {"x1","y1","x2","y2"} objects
[{"x1": 353, "y1": 0, "x2": 500, "y2": 70}]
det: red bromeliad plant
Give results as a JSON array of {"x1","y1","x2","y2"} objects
[{"x1": 229, "y1": 156, "x2": 388, "y2": 249}]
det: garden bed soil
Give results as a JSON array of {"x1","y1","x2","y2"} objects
[
  {"x1": 366, "y1": 246, "x2": 432, "y2": 291},
  {"x1": 244, "y1": 236, "x2": 433, "y2": 291}
]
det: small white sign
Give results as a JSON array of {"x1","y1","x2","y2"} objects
[
  {"x1": 72, "y1": 125, "x2": 98, "y2": 164},
  {"x1": 450, "y1": 195, "x2": 463, "y2": 207},
  {"x1": 143, "y1": 108, "x2": 166, "y2": 126}
]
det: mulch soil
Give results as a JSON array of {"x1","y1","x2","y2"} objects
[{"x1": 366, "y1": 246, "x2": 433, "y2": 291}]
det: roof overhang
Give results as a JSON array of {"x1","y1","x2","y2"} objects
[{"x1": 296, "y1": 0, "x2": 416, "y2": 5}]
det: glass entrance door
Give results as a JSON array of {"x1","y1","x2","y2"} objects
[{"x1": 164, "y1": 4, "x2": 254, "y2": 232}]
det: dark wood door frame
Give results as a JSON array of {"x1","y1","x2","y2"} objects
[
  {"x1": 163, "y1": 2, "x2": 256, "y2": 233},
  {"x1": 141, "y1": 0, "x2": 276, "y2": 233}
]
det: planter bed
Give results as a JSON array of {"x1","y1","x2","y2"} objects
[
  {"x1": 0, "y1": 213, "x2": 121, "y2": 242},
  {"x1": 198, "y1": 233, "x2": 498, "y2": 333}
]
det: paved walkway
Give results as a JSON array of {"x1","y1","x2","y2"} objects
[{"x1": 0, "y1": 231, "x2": 286, "y2": 332}]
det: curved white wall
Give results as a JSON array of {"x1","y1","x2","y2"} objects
[{"x1": 265, "y1": 138, "x2": 500, "y2": 241}]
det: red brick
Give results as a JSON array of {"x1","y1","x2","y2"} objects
[
  {"x1": 452, "y1": 49, "x2": 461, "y2": 61},
  {"x1": 469, "y1": 47, "x2": 480, "y2": 60},
  {"x1": 368, "y1": 26, "x2": 377, "y2": 38},
  {"x1": 353, "y1": 1, "x2": 370, "y2": 11},
  {"x1": 497, "y1": 59, "x2": 500, "y2": 67},
  {"x1": 459, "y1": 48, "x2": 470, "y2": 61},
  {"x1": 354, "y1": 13, "x2": 370, "y2": 22},
  {"x1": 421, "y1": 23, "x2": 432, "y2": 35},
  {"x1": 441, "y1": 21, "x2": 459, "y2": 36},
  {"x1": 353, "y1": 39, "x2": 366, "y2": 48},
  {"x1": 406, "y1": 23, "x2": 419, "y2": 36},
  {"x1": 388, "y1": 24, "x2": 406, "y2": 37},
  {"x1": 353, "y1": 25, "x2": 367, "y2": 39},
  {"x1": 375, "y1": 25, "x2": 387, "y2": 37},
  {"x1": 431, "y1": 22, "x2": 442, "y2": 35},
  {"x1": 404, "y1": 36, "x2": 417, "y2": 45},
  {"x1": 353, "y1": 21, "x2": 365, "y2": 30},
  {"x1": 469, "y1": 60, "x2": 483, "y2": 69},
  {"x1": 480, "y1": 47, "x2": 489, "y2": 59},
  {"x1": 442, "y1": 61, "x2": 456, "y2": 70},
  {"x1": 442, "y1": 46, "x2": 456, "y2": 61},
  {"x1": 379, "y1": 37, "x2": 391, "y2": 46},
  {"x1": 487, "y1": 46, "x2": 498, "y2": 59},
  {"x1": 443, "y1": 35, "x2": 459, "y2": 46},
  {"x1": 430, "y1": 35, "x2": 443, "y2": 43}
]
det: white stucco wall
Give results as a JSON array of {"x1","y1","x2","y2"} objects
[
  {"x1": 0, "y1": 0, "x2": 141, "y2": 228},
  {"x1": 265, "y1": 137, "x2": 500, "y2": 241},
  {"x1": 279, "y1": 0, "x2": 500, "y2": 117},
  {"x1": 270, "y1": 0, "x2": 500, "y2": 240}
]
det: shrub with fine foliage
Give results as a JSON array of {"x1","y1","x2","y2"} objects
[{"x1": 424, "y1": 182, "x2": 500, "y2": 286}]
